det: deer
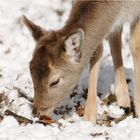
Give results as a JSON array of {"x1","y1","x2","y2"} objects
[{"x1": 23, "y1": 0, "x2": 140, "y2": 124}]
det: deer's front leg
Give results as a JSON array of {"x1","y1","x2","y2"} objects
[
  {"x1": 108, "y1": 29, "x2": 130, "y2": 110},
  {"x1": 83, "y1": 45, "x2": 103, "y2": 124}
]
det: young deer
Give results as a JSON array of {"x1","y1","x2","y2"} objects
[{"x1": 23, "y1": 1, "x2": 140, "y2": 123}]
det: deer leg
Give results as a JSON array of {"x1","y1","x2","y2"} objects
[
  {"x1": 83, "y1": 44, "x2": 103, "y2": 124},
  {"x1": 130, "y1": 20, "x2": 140, "y2": 116},
  {"x1": 109, "y1": 29, "x2": 130, "y2": 111}
]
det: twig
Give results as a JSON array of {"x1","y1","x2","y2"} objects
[
  {"x1": 114, "y1": 112, "x2": 133, "y2": 124},
  {"x1": 4, "y1": 110, "x2": 54, "y2": 126},
  {"x1": 90, "y1": 132, "x2": 103, "y2": 137},
  {"x1": 5, "y1": 110, "x2": 33, "y2": 125},
  {"x1": 13, "y1": 87, "x2": 33, "y2": 102},
  {"x1": 0, "y1": 93, "x2": 6, "y2": 103},
  {"x1": 35, "y1": 120, "x2": 54, "y2": 127}
]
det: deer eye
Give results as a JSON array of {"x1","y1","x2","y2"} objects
[{"x1": 50, "y1": 78, "x2": 60, "y2": 88}]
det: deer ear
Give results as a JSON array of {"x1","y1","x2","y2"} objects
[
  {"x1": 64, "y1": 29, "x2": 84, "y2": 63},
  {"x1": 22, "y1": 15, "x2": 46, "y2": 41}
]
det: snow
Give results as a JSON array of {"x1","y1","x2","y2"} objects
[{"x1": 0, "y1": 0, "x2": 139, "y2": 140}]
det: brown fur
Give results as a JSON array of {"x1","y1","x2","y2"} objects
[{"x1": 23, "y1": 1, "x2": 140, "y2": 123}]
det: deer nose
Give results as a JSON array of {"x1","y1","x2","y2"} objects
[{"x1": 32, "y1": 107, "x2": 40, "y2": 117}]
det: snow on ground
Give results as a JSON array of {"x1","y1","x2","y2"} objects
[{"x1": 0, "y1": 0, "x2": 139, "y2": 140}]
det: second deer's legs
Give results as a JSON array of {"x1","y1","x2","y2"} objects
[{"x1": 130, "y1": 20, "x2": 140, "y2": 116}]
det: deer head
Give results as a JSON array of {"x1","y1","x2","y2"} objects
[{"x1": 23, "y1": 16, "x2": 84, "y2": 117}]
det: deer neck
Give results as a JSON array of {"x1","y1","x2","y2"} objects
[{"x1": 62, "y1": 1, "x2": 120, "y2": 68}]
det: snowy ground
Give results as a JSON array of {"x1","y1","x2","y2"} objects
[{"x1": 0, "y1": 0, "x2": 139, "y2": 140}]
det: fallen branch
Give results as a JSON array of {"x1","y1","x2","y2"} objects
[
  {"x1": 5, "y1": 110, "x2": 33, "y2": 125},
  {"x1": 4, "y1": 110, "x2": 55, "y2": 126}
]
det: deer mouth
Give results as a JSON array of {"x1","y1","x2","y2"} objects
[{"x1": 32, "y1": 106, "x2": 55, "y2": 118}]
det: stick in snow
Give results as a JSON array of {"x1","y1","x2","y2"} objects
[
  {"x1": 5, "y1": 110, "x2": 33, "y2": 125},
  {"x1": 4, "y1": 110, "x2": 55, "y2": 126}
]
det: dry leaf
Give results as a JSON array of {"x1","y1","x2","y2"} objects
[
  {"x1": 76, "y1": 105, "x2": 85, "y2": 117},
  {"x1": 39, "y1": 115, "x2": 56, "y2": 124},
  {"x1": 102, "y1": 94, "x2": 117, "y2": 105}
]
